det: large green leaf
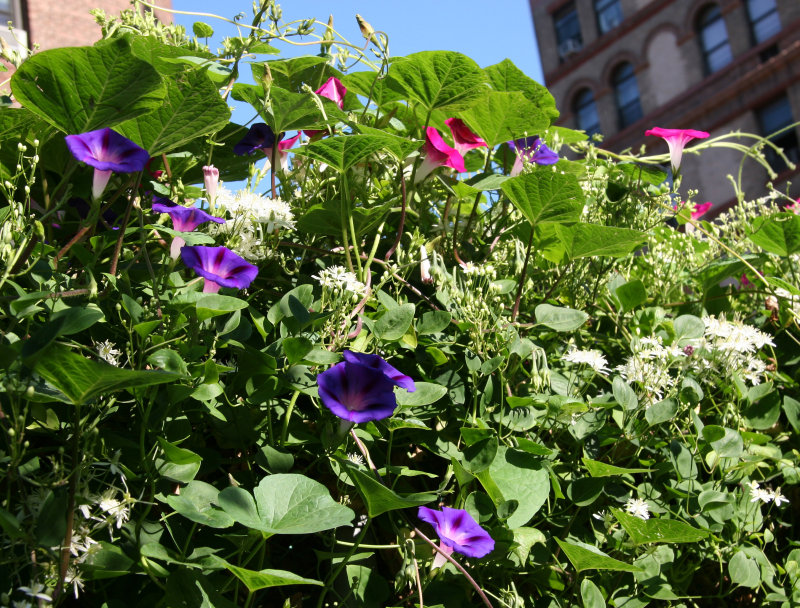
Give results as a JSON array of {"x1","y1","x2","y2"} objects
[
  {"x1": 611, "y1": 508, "x2": 709, "y2": 544},
  {"x1": 748, "y1": 213, "x2": 800, "y2": 256},
  {"x1": 500, "y1": 170, "x2": 582, "y2": 228},
  {"x1": 252, "y1": 56, "x2": 336, "y2": 94},
  {"x1": 342, "y1": 71, "x2": 405, "y2": 106},
  {"x1": 583, "y1": 458, "x2": 651, "y2": 477},
  {"x1": 345, "y1": 465, "x2": 435, "y2": 518},
  {"x1": 483, "y1": 58, "x2": 559, "y2": 124},
  {"x1": 165, "y1": 481, "x2": 234, "y2": 528},
  {"x1": 32, "y1": 344, "x2": 178, "y2": 405},
  {"x1": 232, "y1": 84, "x2": 343, "y2": 134},
  {"x1": 294, "y1": 135, "x2": 388, "y2": 173},
  {"x1": 225, "y1": 564, "x2": 322, "y2": 591},
  {"x1": 387, "y1": 51, "x2": 486, "y2": 112},
  {"x1": 375, "y1": 303, "x2": 415, "y2": 342},
  {"x1": 555, "y1": 223, "x2": 646, "y2": 260},
  {"x1": 116, "y1": 70, "x2": 230, "y2": 155},
  {"x1": 11, "y1": 36, "x2": 165, "y2": 133},
  {"x1": 534, "y1": 304, "x2": 589, "y2": 331},
  {"x1": 217, "y1": 474, "x2": 353, "y2": 534},
  {"x1": 459, "y1": 90, "x2": 549, "y2": 147},
  {"x1": 351, "y1": 125, "x2": 422, "y2": 161},
  {"x1": 477, "y1": 446, "x2": 549, "y2": 528},
  {"x1": 555, "y1": 538, "x2": 643, "y2": 573}
]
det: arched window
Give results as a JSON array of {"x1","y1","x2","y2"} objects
[
  {"x1": 573, "y1": 89, "x2": 600, "y2": 136},
  {"x1": 697, "y1": 4, "x2": 733, "y2": 74},
  {"x1": 746, "y1": 0, "x2": 781, "y2": 44},
  {"x1": 612, "y1": 63, "x2": 642, "y2": 129}
]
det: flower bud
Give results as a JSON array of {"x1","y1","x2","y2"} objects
[
  {"x1": 203, "y1": 165, "x2": 219, "y2": 204},
  {"x1": 420, "y1": 245, "x2": 433, "y2": 285},
  {"x1": 356, "y1": 14, "x2": 376, "y2": 42}
]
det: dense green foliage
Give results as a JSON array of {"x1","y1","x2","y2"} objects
[{"x1": 1, "y1": 2, "x2": 799, "y2": 607}]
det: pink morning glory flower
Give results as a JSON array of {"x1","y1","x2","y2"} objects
[
  {"x1": 418, "y1": 506, "x2": 494, "y2": 566},
  {"x1": 317, "y1": 350, "x2": 415, "y2": 423},
  {"x1": 508, "y1": 136, "x2": 558, "y2": 176},
  {"x1": 180, "y1": 245, "x2": 258, "y2": 293},
  {"x1": 65, "y1": 128, "x2": 150, "y2": 200},
  {"x1": 415, "y1": 127, "x2": 465, "y2": 183},
  {"x1": 692, "y1": 201, "x2": 712, "y2": 219},
  {"x1": 276, "y1": 133, "x2": 301, "y2": 171},
  {"x1": 445, "y1": 118, "x2": 487, "y2": 156},
  {"x1": 305, "y1": 77, "x2": 347, "y2": 139},
  {"x1": 645, "y1": 127, "x2": 709, "y2": 173},
  {"x1": 152, "y1": 199, "x2": 225, "y2": 259}
]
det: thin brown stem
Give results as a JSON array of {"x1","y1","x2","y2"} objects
[
  {"x1": 511, "y1": 228, "x2": 535, "y2": 322},
  {"x1": 413, "y1": 527, "x2": 494, "y2": 608},
  {"x1": 384, "y1": 169, "x2": 407, "y2": 262}
]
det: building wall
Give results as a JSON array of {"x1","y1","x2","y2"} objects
[{"x1": 530, "y1": 0, "x2": 800, "y2": 208}]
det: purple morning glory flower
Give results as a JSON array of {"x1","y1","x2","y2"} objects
[
  {"x1": 508, "y1": 136, "x2": 558, "y2": 176},
  {"x1": 234, "y1": 123, "x2": 283, "y2": 156},
  {"x1": 418, "y1": 506, "x2": 494, "y2": 559},
  {"x1": 65, "y1": 127, "x2": 150, "y2": 200},
  {"x1": 180, "y1": 245, "x2": 258, "y2": 294},
  {"x1": 417, "y1": 507, "x2": 494, "y2": 557},
  {"x1": 152, "y1": 198, "x2": 225, "y2": 259},
  {"x1": 317, "y1": 350, "x2": 416, "y2": 423}
]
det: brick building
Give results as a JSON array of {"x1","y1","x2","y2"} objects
[
  {"x1": 530, "y1": 0, "x2": 800, "y2": 209},
  {"x1": 1, "y1": 0, "x2": 172, "y2": 54}
]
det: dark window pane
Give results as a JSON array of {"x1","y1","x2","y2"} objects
[
  {"x1": 612, "y1": 63, "x2": 643, "y2": 129},
  {"x1": 756, "y1": 96, "x2": 800, "y2": 173},
  {"x1": 574, "y1": 89, "x2": 600, "y2": 135},
  {"x1": 697, "y1": 5, "x2": 733, "y2": 74},
  {"x1": 747, "y1": 0, "x2": 781, "y2": 43},
  {"x1": 595, "y1": 0, "x2": 623, "y2": 34},
  {"x1": 554, "y1": 3, "x2": 582, "y2": 59}
]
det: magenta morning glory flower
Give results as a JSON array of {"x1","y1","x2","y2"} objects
[
  {"x1": 508, "y1": 136, "x2": 558, "y2": 176},
  {"x1": 305, "y1": 77, "x2": 347, "y2": 139},
  {"x1": 317, "y1": 350, "x2": 416, "y2": 423},
  {"x1": 418, "y1": 506, "x2": 494, "y2": 566},
  {"x1": 445, "y1": 118, "x2": 487, "y2": 156},
  {"x1": 153, "y1": 199, "x2": 225, "y2": 258},
  {"x1": 180, "y1": 245, "x2": 258, "y2": 294},
  {"x1": 644, "y1": 127, "x2": 709, "y2": 174},
  {"x1": 415, "y1": 127, "x2": 466, "y2": 183},
  {"x1": 65, "y1": 127, "x2": 150, "y2": 200},
  {"x1": 692, "y1": 201, "x2": 712, "y2": 219},
  {"x1": 276, "y1": 133, "x2": 301, "y2": 171}
]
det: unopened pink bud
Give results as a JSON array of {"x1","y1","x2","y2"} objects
[
  {"x1": 420, "y1": 246, "x2": 433, "y2": 285},
  {"x1": 203, "y1": 165, "x2": 219, "y2": 204}
]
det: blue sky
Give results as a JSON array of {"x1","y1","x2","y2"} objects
[{"x1": 171, "y1": 0, "x2": 544, "y2": 84}]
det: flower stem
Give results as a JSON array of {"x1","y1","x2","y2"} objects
[
  {"x1": 413, "y1": 527, "x2": 494, "y2": 608},
  {"x1": 280, "y1": 390, "x2": 301, "y2": 447}
]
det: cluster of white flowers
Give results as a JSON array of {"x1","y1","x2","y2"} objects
[
  {"x1": 624, "y1": 497, "x2": 651, "y2": 520},
  {"x1": 313, "y1": 265, "x2": 367, "y2": 296},
  {"x1": 215, "y1": 187, "x2": 295, "y2": 232},
  {"x1": 616, "y1": 337, "x2": 683, "y2": 401},
  {"x1": 748, "y1": 480, "x2": 789, "y2": 506},
  {"x1": 78, "y1": 488, "x2": 132, "y2": 531},
  {"x1": 95, "y1": 340, "x2": 121, "y2": 366},
  {"x1": 460, "y1": 262, "x2": 497, "y2": 279},
  {"x1": 699, "y1": 315, "x2": 774, "y2": 386},
  {"x1": 703, "y1": 316, "x2": 774, "y2": 353},
  {"x1": 563, "y1": 348, "x2": 610, "y2": 373}
]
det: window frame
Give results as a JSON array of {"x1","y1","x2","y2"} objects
[
  {"x1": 554, "y1": 2, "x2": 583, "y2": 60},
  {"x1": 696, "y1": 4, "x2": 733, "y2": 75},
  {"x1": 594, "y1": 0, "x2": 623, "y2": 35},
  {"x1": 756, "y1": 95, "x2": 800, "y2": 174},
  {"x1": 746, "y1": 0, "x2": 781, "y2": 45},
  {"x1": 611, "y1": 63, "x2": 643, "y2": 130},
  {"x1": 573, "y1": 88, "x2": 601, "y2": 136}
]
